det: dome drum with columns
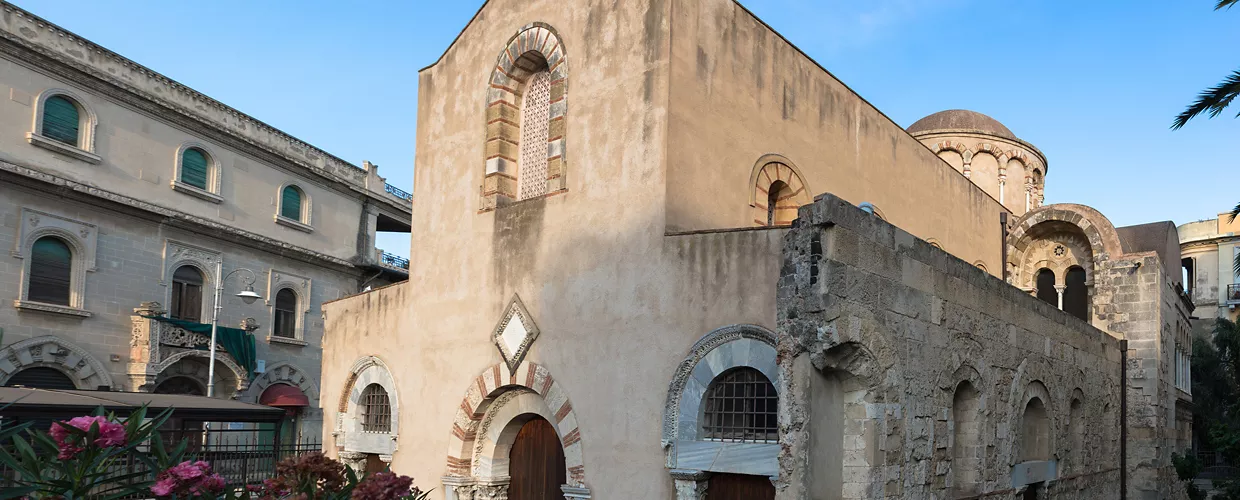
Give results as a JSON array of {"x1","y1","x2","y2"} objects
[{"x1": 908, "y1": 110, "x2": 1048, "y2": 215}]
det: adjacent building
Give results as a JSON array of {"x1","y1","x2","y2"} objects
[
  {"x1": 318, "y1": 1, "x2": 1191, "y2": 499},
  {"x1": 0, "y1": 1, "x2": 411, "y2": 444}
]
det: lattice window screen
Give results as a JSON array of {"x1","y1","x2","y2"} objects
[{"x1": 517, "y1": 71, "x2": 552, "y2": 200}]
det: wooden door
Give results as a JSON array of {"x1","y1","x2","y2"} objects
[
  {"x1": 709, "y1": 473, "x2": 775, "y2": 500},
  {"x1": 508, "y1": 417, "x2": 566, "y2": 500}
]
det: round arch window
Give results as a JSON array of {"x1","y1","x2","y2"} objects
[{"x1": 701, "y1": 367, "x2": 778, "y2": 443}]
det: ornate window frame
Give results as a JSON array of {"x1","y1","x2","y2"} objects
[
  {"x1": 161, "y1": 240, "x2": 220, "y2": 322},
  {"x1": 170, "y1": 141, "x2": 223, "y2": 203},
  {"x1": 274, "y1": 182, "x2": 313, "y2": 232},
  {"x1": 0, "y1": 336, "x2": 113, "y2": 389},
  {"x1": 265, "y1": 269, "x2": 311, "y2": 346},
  {"x1": 479, "y1": 22, "x2": 569, "y2": 212},
  {"x1": 12, "y1": 208, "x2": 96, "y2": 316},
  {"x1": 26, "y1": 88, "x2": 101, "y2": 164},
  {"x1": 662, "y1": 325, "x2": 779, "y2": 489},
  {"x1": 335, "y1": 356, "x2": 398, "y2": 458}
]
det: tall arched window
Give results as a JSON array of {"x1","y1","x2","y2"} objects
[
  {"x1": 1063, "y1": 266, "x2": 1088, "y2": 320},
  {"x1": 1020, "y1": 397, "x2": 1050, "y2": 462},
  {"x1": 280, "y1": 185, "x2": 304, "y2": 221},
  {"x1": 170, "y1": 265, "x2": 204, "y2": 322},
  {"x1": 517, "y1": 67, "x2": 552, "y2": 201},
  {"x1": 180, "y1": 148, "x2": 211, "y2": 191},
  {"x1": 41, "y1": 95, "x2": 81, "y2": 146},
  {"x1": 1068, "y1": 397, "x2": 1084, "y2": 472},
  {"x1": 1035, "y1": 268, "x2": 1057, "y2": 306},
  {"x1": 273, "y1": 289, "x2": 297, "y2": 339},
  {"x1": 952, "y1": 381, "x2": 982, "y2": 496},
  {"x1": 702, "y1": 368, "x2": 778, "y2": 443},
  {"x1": 360, "y1": 384, "x2": 392, "y2": 433},
  {"x1": 28, "y1": 236, "x2": 73, "y2": 306}
]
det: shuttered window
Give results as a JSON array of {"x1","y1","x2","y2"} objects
[
  {"x1": 28, "y1": 237, "x2": 72, "y2": 306},
  {"x1": 273, "y1": 289, "x2": 297, "y2": 338},
  {"x1": 280, "y1": 186, "x2": 303, "y2": 221},
  {"x1": 180, "y1": 148, "x2": 210, "y2": 190},
  {"x1": 170, "y1": 265, "x2": 204, "y2": 322},
  {"x1": 42, "y1": 96, "x2": 81, "y2": 146}
]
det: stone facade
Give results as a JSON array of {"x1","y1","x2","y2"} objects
[{"x1": 0, "y1": 0, "x2": 411, "y2": 443}]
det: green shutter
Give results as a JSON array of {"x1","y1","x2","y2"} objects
[
  {"x1": 42, "y1": 96, "x2": 80, "y2": 146},
  {"x1": 29, "y1": 237, "x2": 72, "y2": 306},
  {"x1": 280, "y1": 186, "x2": 302, "y2": 220},
  {"x1": 181, "y1": 148, "x2": 209, "y2": 190}
]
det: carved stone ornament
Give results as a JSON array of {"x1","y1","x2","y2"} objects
[
  {"x1": 1054, "y1": 245, "x2": 1066, "y2": 257},
  {"x1": 491, "y1": 295, "x2": 540, "y2": 375}
]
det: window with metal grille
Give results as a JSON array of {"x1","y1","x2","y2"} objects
[
  {"x1": 517, "y1": 70, "x2": 551, "y2": 200},
  {"x1": 170, "y1": 265, "x2": 204, "y2": 322},
  {"x1": 360, "y1": 384, "x2": 391, "y2": 433},
  {"x1": 701, "y1": 368, "x2": 778, "y2": 443},
  {"x1": 273, "y1": 288, "x2": 297, "y2": 338},
  {"x1": 280, "y1": 185, "x2": 303, "y2": 221},
  {"x1": 181, "y1": 148, "x2": 210, "y2": 190},
  {"x1": 42, "y1": 95, "x2": 80, "y2": 146},
  {"x1": 28, "y1": 236, "x2": 72, "y2": 306}
]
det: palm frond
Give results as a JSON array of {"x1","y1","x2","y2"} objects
[
  {"x1": 1219, "y1": 0, "x2": 1239, "y2": 10},
  {"x1": 1172, "y1": 70, "x2": 1240, "y2": 129}
]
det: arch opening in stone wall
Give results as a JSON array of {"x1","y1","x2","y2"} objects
[
  {"x1": 335, "y1": 356, "x2": 399, "y2": 474},
  {"x1": 0, "y1": 336, "x2": 113, "y2": 390},
  {"x1": 152, "y1": 352, "x2": 246, "y2": 398},
  {"x1": 1036, "y1": 268, "x2": 1057, "y2": 306},
  {"x1": 952, "y1": 380, "x2": 983, "y2": 496},
  {"x1": 442, "y1": 362, "x2": 588, "y2": 499},
  {"x1": 1010, "y1": 207, "x2": 1120, "y2": 323},
  {"x1": 480, "y1": 23, "x2": 568, "y2": 212},
  {"x1": 1066, "y1": 389, "x2": 1086, "y2": 474},
  {"x1": 1064, "y1": 266, "x2": 1089, "y2": 321},
  {"x1": 804, "y1": 342, "x2": 882, "y2": 499},
  {"x1": 749, "y1": 154, "x2": 812, "y2": 227}
]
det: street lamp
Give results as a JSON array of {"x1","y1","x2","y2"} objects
[{"x1": 207, "y1": 261, "x2": 261, "y2": 398}]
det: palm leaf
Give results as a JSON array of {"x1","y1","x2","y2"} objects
[
  {"x1": 1219, "y1": 0, "x2": 1239, "y2": 9},
  {"x1": 1172, "y1": 70, "x2": 1240, "y2": 129}
]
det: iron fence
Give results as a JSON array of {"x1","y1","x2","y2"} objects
[
  {"x1": 384, "y1": 182, "x2": 412, "y2": 202},
  {"x1": 380, "y1": 250, "x2": 410, "y2": 270}
]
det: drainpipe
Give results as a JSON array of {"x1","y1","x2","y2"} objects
[
  {"x1": 1120, "y1": 338, "x2": 1128, "y2": 500},
  {"x1": 1000, "y1": 212, "x2": 1009, "y2": 281}
]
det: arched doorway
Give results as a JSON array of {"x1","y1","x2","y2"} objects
[
  {"x1": 508, "y1": 416, "x2": 566, "y2": 500},
  {"x1": 5, "y1": 367, "x2": 76, "y2": 389}
]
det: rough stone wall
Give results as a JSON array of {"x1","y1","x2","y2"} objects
[{"x1": 776, "y1": 194, "x2": 1123, "y2": 500}]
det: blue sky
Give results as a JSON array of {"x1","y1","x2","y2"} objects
[{"x1": 20, "y1": 1, "x2": 1240, "y2": 258}]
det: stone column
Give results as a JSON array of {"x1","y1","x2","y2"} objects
[
  {"x1": 337, "y1": 451, "x2": 367, "y2": 476},
  {"x1": 670, "y1": 469, "x2": 709, "y2": 500},
  {"x1": 128, "y1": 302, "x2": 164, "y2": 392},
  {"x1": 1055, "y1": 285, "x2": 1065, "y2": 310}
]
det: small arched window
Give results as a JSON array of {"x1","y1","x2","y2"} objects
[
  {"x1": 280, "y1": 185, "x2": 304, "y2": 222},
  {"x1": 28, "y1": 236, "x2": 73, "y2": 306},
  {"x1": 702, "y1": 367, "x2": 778, "y2": 443},
  {"x1": 1020, "y1": 397, "x2": 1050, "y2": 462},
  {"x1": 767, "y1": 180, "x2": 789, "y2": 226},
  {"x1": 180, "y1": 148, "x2": 211, "y2": 191},
  {"x1": 1063, "y1": 266, "x2": 1088, "y2": 321},
  {"x1": 41, "y1": 95, "x2": 81, "y2": 146},
  {"x1": 952, "y1": 381, "x2": 982, "y2": 496},
  {"x1": 170, "y1": 265, "x2": 204, "y2": 322},
  {"x1": 517, "y1": 67, "x2": 552, "y2": 201},
  {"x1": 360, "y1": 383, "x2": 392, "y2": 433},
  {"x1": 1035, "y1": 268, "x2": 1057, "y2": 306},
  {"x1": 273, "y1": 289, "x2": 298, "y2": 339}
]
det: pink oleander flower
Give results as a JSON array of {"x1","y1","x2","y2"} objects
[
  {"x1": 49, "y1": 415, "x2": 128, "y2": 459},
  {"x1": 151, "y1": 461, "x2": 226, "y2": 499}
]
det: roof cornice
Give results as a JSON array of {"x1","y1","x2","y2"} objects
[{"x1": 0, "y1": 1, "x2": 410, "y2": 214}]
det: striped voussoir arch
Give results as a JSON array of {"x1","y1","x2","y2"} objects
[{"x1": 444, "y1": 361, "x2": 586, "y2": 487}]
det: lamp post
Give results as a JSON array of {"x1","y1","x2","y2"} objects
[{"x1": 207, "y1": 261, "x2": 261, "y2": 398}]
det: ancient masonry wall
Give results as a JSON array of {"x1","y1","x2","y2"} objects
[{"x1": 775, "y1": 194, "x2": 1124, "y2": 500}]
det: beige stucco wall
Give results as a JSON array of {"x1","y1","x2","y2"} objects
[{"x1": 664, "y1": 0, "x2": 1007, "y2": 273}]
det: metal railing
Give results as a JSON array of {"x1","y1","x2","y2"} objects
[
  {"x1": 1228, "y1": 284, "x2": 1240, "y2": 303},
  {"x1": 380, "y1": 250, "x2": 410, "y2": 270},
  {"x1": 384, "y1": 182, "x2": 412, "y2": 202}
]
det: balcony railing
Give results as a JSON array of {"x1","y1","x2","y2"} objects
[
  {"x1": 379, "y1": 250, "x2": 410, "y2": 270},
  {"x1": 384, "y1": 182, "x2": 412, "y2": 202},
  {"x1": 1228, "y1": 284, "x2": 1240, "y2": 303}
]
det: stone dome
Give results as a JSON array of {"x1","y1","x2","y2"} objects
[{"x1": 907, "y1": 110, "x2": 1016, "y2": 141}]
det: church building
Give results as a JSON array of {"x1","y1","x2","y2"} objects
[{"x1": 319, "y1": 1, "x2": 1192, "y2": 499}]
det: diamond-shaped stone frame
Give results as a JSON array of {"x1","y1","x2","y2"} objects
[{"x1": 491, "y1": 294, "x2": 540, "y2": 374}]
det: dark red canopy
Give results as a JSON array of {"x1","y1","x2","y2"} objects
[{"x1": 259, "y1": 384, "x2": 309, "y2": 407}]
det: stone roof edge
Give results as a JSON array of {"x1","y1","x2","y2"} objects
[
  {"x1": 0, "y1": 158, "x2": 357, "y2": 271},
  {"x1": 0, "y1": 1, "x2": 408, "y2": 212}
]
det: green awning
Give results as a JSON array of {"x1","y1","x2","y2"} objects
[{"x1": 142, "y1": 315, "x2": 257, "y2": 380}]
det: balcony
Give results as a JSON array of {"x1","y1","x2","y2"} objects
[
  {"x1": 1228, "y1": 284, "x2": 1240, "y2": 304},
  {"x1": 129, "y1": 302, "x2": 258, "y2": 395},
  {"x1": 379, "y1": 249, "x2": 409, "y2": 270}
]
